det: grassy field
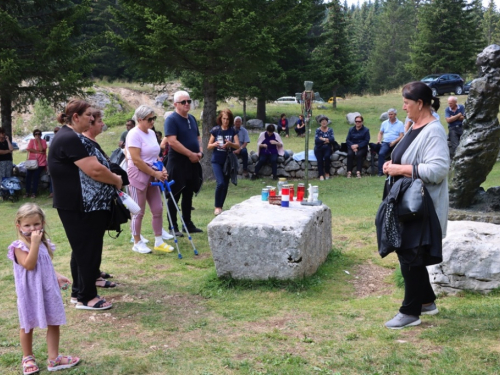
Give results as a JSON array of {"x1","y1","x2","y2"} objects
[{"x1": 1, "y1": 92, "x2": 500, "y2": 374}]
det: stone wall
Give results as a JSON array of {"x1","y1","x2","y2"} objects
[{"x1": 238, "y1": 150, "x2": 379, "y2": 178}]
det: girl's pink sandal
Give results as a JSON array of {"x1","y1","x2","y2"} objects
[
  {"x1": 22, "y1": 355, "x2": 39, "y2": 375},
  {"x1": 47, "y1": 355, "x2": 80, "y2": 372}
]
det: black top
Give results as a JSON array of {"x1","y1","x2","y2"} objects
[
  {"x1": 210, "y1": 126, "x2": 237, "y2": 164},
  {"x1": 0, "y1": 140, "x2": 13, "y2": 162},
  {"x1": 48, "y1": 125, "x2": 114, "y2": 212},
  {"x1": 391, "y1": 125, "x2": 426, "y2": 165}
]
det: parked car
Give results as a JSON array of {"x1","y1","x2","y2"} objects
[
  {"x1": 18, "y1": 131, "x2": 54, "y2": 150},
  {"x1": 274, "y1": 96, "x2": 299, "y2": 104},
  {"x1": 463, "y1": 80, "x2": 473, "y2": 94},
  {"x1": 328, "y1": 97, "x2": 344, "y2": 104},
  {"x1": 12, "y1": 142, "x2": 19, "y2": 151},
  {"x1": 421, "y1": 74, "x2": 464, "y2": 96}
]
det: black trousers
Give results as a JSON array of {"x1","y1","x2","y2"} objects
[
  {"x1": 346, "y1": 146, "x2": 368, "y2": 173},
  {"x1": 58, "y1": 209, "x2": 110, "y2": 303},
  {"x1": 167, "y1": 184, "x2": 194, "y2": 228},
  {"x1": 398, "y1": 259, "x2": 436, "y2": 316}
]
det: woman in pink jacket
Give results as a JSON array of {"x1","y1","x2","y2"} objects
[{"x1": 24, "y1": 129, "x2": 47, "y2": 198}]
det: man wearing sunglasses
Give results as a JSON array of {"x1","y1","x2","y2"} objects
[{"x1": 164, "y1": 91, "x2": 204, "y2": 235}]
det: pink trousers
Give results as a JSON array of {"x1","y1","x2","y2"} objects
[{"x1": 128, "y1": 182, "x2": 163, "y2": 237}]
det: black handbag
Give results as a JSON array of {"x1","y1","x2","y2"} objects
[
  {"x1": 107, "y1": 191, "x2": 131, "y2": 238},
  {"x1": 398, "y1": 165, "x2": 425, "y2": 222}
]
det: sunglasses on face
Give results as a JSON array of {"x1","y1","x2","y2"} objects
[
  {"x1": 176, "y1": 100, "x2": 192, "y2": 105},
  {"x1": 145, "y1": 116, "x2": 157, "y2": 123},
  {"x1": 355, "y1": 121, "x2": 362, "y2": 123}
]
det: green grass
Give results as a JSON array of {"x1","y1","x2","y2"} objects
[{"x1": 2, "y1": 91, "x2": 500, "y2": 374}]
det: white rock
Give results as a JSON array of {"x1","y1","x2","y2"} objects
[
  {"x1": 207, "y1": 196, "x2": 332, "y2": 280},
  {"x1": 428, "y1": 221, "x2": 500, "y2": 294}
]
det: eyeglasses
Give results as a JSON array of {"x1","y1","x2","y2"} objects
[
  {"x1": 176, "y1": 100, "x2": 192, "y2": 105},
  {"x1": 34, "y1": 133, "x2": 41, "y2": 135},
  {"x1": 145, "y1": 116, "x2": 157, "y2": 123},
  {"x1": 354, "y1": 121, "x2": 362, "y2": 123}
]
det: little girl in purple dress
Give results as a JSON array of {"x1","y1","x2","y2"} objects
[{"x1": 8, "y1": 203, "x2": 80, "y2": 374}]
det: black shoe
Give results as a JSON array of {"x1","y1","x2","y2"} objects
[
  {"x1": 251, "y1": 173, "x2": 257, "y2": 180},
  {"x1": 191, "y1": 207, "x2": 195, "y2": 210},
  {"x1": 272, "y1": 176, "x2": 278, "y2": 180},
  {"x1": 183, "y1": 222, "x2": 203, "y2": 233},
  {"x1": 172, "y1": 228, "x2": 184, "y2": 237}
]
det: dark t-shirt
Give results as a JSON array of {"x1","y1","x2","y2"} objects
[
  {"x1": 48, "y1": 125, "x2": 114, "y2": 212},
  {"x1": 164, "y1": 112, "x2": 200, "y2": 161},
  {"x1": 210, "y1": 126, "x2": 237, "y2": 164},
  {"x1": 391, "y1": 125, "x2": 426, "y2": 165},
  {"x1": 0, "y1": 140, "x2": 13, "y2": 162}
]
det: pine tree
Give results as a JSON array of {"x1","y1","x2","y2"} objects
[
  {"x1": 483, "y1": 0, "x2": 498, "y2": 45},
  {"x1": 407, "y1": 0, "x2": 482, "y2": 78},
  {"x1": 366, "y1": 0, "x2": 417, "y2": 93},
  {"x1": 311, "y1": 0, "x2": 357, "y2": 107},
  {"x1": 0, "y1": 0, "x2": 93, "y2": 138},
  {"x1": 111, "y1": 0, "x2": 314, "y2": 178}
]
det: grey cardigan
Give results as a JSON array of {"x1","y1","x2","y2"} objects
[{"x1": 393, "y1": 119, "x2": 450, "y2": 237}]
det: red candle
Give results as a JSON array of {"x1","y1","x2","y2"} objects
[
  {"x1": 297, "y1": 183, "x2": 305, "y2": 202},
  {"x1": 269, "y1": 188, "x2": 276, "y2": 197},
  {"x1": 289, "y1": 184, "x2": 294, "y2": 201}
]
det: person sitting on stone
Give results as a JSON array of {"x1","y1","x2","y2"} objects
[
  {"x1": 369, "y1": 108, "x2": 404, "y2": 176},
  {"x1": 278, "y1": 113, "x2": 289, "y2": 138},
  {"x1": 345, "y1": 115, "x2": 370, "y2": 178},
  {"x1": 294, "y1": 115, "x2": 306, "y2": 137},
  {"x1": 233, "y1": 116, "x2": 250, "y2": 177},
  {"x1": 251, "y1": 124, "x2": 284, "y2": 181}
]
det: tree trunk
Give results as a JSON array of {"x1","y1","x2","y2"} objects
[
  {"x1": 1, "y1": 92, "x2": 13, "y2": 139},
  {"x1": 201, "y1": 78, "x2": 217, "y2": 181},
  {"x1": 257, "y1": 97, "x2": 266, "y2": 124},
  {"x1": 243, "y1": 98, "x2": 247, "y2": 124},
  {"x1": 331, "y1": 88, "x2": 337, "y2": 110}
]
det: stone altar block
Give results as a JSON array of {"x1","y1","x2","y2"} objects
[{"x1": 207, "y1": 196, "x2": 332, "y2": 280}]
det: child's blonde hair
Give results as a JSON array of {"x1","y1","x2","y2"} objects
[{"x1": 15, "y1": 203, "x2": 52, "y2": 258}]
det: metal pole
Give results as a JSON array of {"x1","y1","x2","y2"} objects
[{"x1": 301, "y1": 81, "x2": 314, "y2": 197}]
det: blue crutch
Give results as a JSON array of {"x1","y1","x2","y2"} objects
[{"x1": 151, "y1": 161, "x2": 199, "y2": 258}]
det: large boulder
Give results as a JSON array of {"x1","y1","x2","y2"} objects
[
  {"x1": 428, "y1": 221, "x2": 500, "y2": 294},
  {"x1": 208, "y1": 196, "x2": 332, "y2": 280},
  {"x1": 246, "y1": 119, "x2": 264, "y2": 129},
  {"x1": 346, "y1": 112, "x2": 361, "y2": 125}
]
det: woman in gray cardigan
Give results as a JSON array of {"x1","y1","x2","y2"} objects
[{"x1": 382, "y1": 81, "x2": 450, "y2": 329}]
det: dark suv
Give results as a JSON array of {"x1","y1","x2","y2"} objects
[{"x1": 421, "y1": 74, "x2": 465, "y2": 96}]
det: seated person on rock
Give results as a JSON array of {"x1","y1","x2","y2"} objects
[
  {"x1": 295, "y1": 115, "x2": 306, "y2": 137},
  {"x1": 346, "y1": 115, "x2": 370, "y2": 179},
  {"x1": 251, "y1": 124, "x2": 284, "y2": 181},
  {"x1": 278, "y1": 113, "x2": 289, "y2": 138},
  {"x1": 368, "y1": 108, "x2": 404, "y2": 176}
]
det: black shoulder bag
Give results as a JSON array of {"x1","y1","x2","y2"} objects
[
  {"x1": 398, "y1": 165, "x2": 425, "y2": 222},
  {"x1": 107, "y1": 190, "x2": 131, "y2": 239}
]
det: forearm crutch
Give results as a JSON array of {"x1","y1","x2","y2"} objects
[{"x1": 151, "y1": 180, "x2": 183, "y2": 259}]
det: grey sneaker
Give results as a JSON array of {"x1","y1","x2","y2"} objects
[
  {"x1": 385, "y1": 313, "x2": 421, "y2": 329},
  {"x1": 421, "y1": 302, "x2": 439, "y2": 315}
]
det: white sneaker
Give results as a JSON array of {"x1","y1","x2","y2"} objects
[
  {"x1": 162, "y1": 228, "x2": 174, "y2": 240},
  {"x1": 132, "y1": 240, "x2": 152, "y2": 254},
  {"x1": 130, "y1": 235, "x2": 149, "y2": 243}
]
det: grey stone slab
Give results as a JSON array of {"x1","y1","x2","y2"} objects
[{"x1": 208, "y1": 196, "x2": 332, "y2": 280}]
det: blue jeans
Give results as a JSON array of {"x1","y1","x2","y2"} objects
[
  {"x1": 25, "y1": 166, "x2": 45, "y2": 195},
  {"x1": 237, "y1": 148, "x2": 249, "y2": 171},
  {"x1": 212, "y1": 162, "x2": 230, "y2": 208},
  {"x1": 314, "y1": 144, "x2": 332, "y2": 177},
  {"x1": 254, "y1": 153, "x2": 278, "y2": 177},
  {"x1": 370, "y1": 142, "x2": 393, "y2": 175}
]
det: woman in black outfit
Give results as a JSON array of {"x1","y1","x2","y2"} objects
[{"x1": 49, "y1": 100, "x2": 122, "y2": 310}]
